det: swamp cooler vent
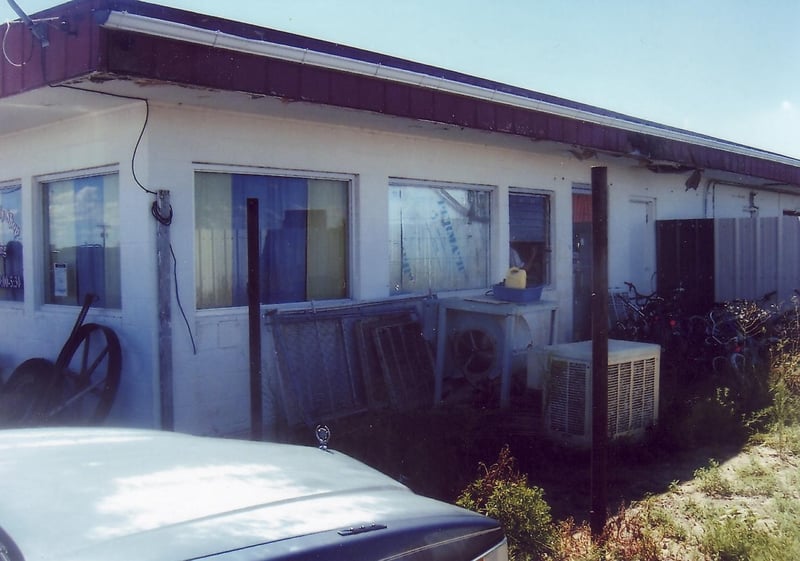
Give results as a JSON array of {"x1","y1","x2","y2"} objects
[{"x1": 532, "y1": 339, "x2": 660, "y2": 447}]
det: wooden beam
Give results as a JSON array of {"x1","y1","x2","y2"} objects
[{"x1": 157, "y1": 190, "x2": 174, "y2": 430}]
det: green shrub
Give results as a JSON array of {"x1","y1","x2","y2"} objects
[{"x1": 456, "y1": 445, "x2": 555, "y2": 561}]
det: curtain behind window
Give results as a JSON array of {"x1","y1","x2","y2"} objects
[
  {"x1": 195, "y1": 173, "x2": 348, "y2": 308},
  {"x1": 306, "y1": 180, "x2": 347, "y2": 300},
  {"x1": 232, "y1": 175, "x2": 307, "y2": 305}
]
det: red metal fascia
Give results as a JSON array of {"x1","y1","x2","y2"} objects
[
  {"x1": 0, "y1": 0, "x2": 104, "y2": 96},
  {"x1": 4, "y1": 0, "x2": 796, "y2": 187}
]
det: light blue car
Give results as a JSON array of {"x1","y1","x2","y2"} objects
[{"x1": 0, "y1": 427, "x2": 507, "y2": 561}]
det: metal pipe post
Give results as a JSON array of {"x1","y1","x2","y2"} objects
[
  {"x1": 246, "y1": 198, "x2": 263, "y2": 440},
  {"x1": 590, "y1": 166, "x2": 609, "y2": 537}
]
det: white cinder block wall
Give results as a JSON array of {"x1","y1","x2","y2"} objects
[
  {"x1": 1, "y1": 97, "x2": 798, "y2": 435},
  {"x1": 0, "y1": 104, "x2": 159, "y2": 426}
]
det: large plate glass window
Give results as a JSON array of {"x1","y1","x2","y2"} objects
[
  {"x1": 195, "y1": 172, "x2": 349, "y2": 309},
  {"x1": 0, "y1": 183, "x2": 23, "y2": 301},
  {"x1": 43, "y1": 172, "x2": 121, "y2": 308},
  {"x1": 389, "y1": 180, "x2": 491, "y2": 293},
  {"x1": 509, "y1": 190, "x2": 551, "y2": 286}
]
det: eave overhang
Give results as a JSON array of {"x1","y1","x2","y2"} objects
[{"x1": 1, "y1": 0, "x2": 799, "y2": 189}]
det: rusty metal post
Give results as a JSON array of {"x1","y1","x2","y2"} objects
[
  {"x1": 590, "y1": 166, "x2": 609, "y2": 537},
  {"x1": 247, "y1": 198, "x2": 263, "y2": 440}
]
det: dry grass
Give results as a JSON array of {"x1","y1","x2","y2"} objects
[{"x1": 578, "y1": 437, "x2": 800, "y2": 561}]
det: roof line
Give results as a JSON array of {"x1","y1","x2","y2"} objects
[{"x1": 101, "y1": 10, "x2": 799, "y2": 168}]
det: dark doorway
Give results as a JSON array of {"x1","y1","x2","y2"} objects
[{"x1": 572, "y1": 191, "x2": 593, "y2": 340}]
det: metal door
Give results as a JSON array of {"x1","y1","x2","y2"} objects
[
  {"x1": 627, "y1": 199, "x2": 656, "y2": 294},
  {"x1": 572, "y1": 192, "x2": 593, "y2": 340}
]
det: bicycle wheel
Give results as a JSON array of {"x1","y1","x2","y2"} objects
[
  {"x1": 0, "y1": 358, "x2": 57, "y2": 426},
  {"x1": 44, "y1": 323, "x2": 122, "y2": 424}
]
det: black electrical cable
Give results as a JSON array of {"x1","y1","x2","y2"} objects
[
  {"x1": 151, "y1": 200, "x2": 173, "y2": 226},
  {"x1": 171, "y1": 243, "x2": 197, "y2": 355},
  {"x1": 55, "y1": 84, "x2": 158, "y2": 197},
  {"x1": 129, "y1": 97, "x2": 158, "y2": 196},
  {"x1": 50, "y1": 84, "x2": 193, "y2": 351}
]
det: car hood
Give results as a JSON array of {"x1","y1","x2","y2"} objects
[{"x1": 0, "y1": 428, "x2": 500, "y2": 561}]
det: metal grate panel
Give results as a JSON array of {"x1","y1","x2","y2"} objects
[
  {"x1": 268, "y1": 297, "x2": 434, "y2": 426},
  {"x1": 372, "y1": 320, "x2": 435, "y2": 411}
]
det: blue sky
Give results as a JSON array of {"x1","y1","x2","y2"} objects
[{"x1": 4, "y1": 0, "x2": 799, "y2": 159}]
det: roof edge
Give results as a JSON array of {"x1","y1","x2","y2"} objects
[{"x1": 99, "y1": 9, "x2": 800, "y2": 170}]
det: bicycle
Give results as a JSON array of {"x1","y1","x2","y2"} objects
[
  {"x1": 703, "y1": 291, "x2": 783, "y2": 402},
  {"x1": 0, "y1": 293, "x2": 122, "y2": 426},
  {"x1": 609, "y1": 281, "x2": 684, "y2": 349}
]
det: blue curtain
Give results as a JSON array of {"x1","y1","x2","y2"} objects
[{"x1": 231, "y1": 175, "x2": 308, "y2": 305}]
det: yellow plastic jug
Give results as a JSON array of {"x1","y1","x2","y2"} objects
[{"x1": 505, "y1": 267, "x2": 526, "y2": 289}]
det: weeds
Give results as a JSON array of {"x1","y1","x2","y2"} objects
[
  {"x1": 693, "y1": 459, "x2": 733, "y2": 498},
  {"x1": 765, "y1": 378, "x2": 800, "y2": 457},
  {"x1": 699, "y1": 506, "x2": 779, "y2": 561},
  {"x1": 599, "y1": 503, "x2": 662, "y2": 561},
  {"x1": 731, "y1": 456, "x2": 779, "y2": 496},
  {"x1": 538, "y1": 501, "x2": 675, "y2": 561}
]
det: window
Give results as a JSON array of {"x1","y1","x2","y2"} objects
[
  {"x1": 43, "y1": 172, "x2": 120, "y2": 308},
  {"x1": 389, "y1": 181, "x2": 491, "y2": 293},
  {"x1": 195, "y1": 171, "x2": 349, "y2": 308},
  {"x1": 0, "y1": 183, "x2": 23, "y2": 302},
  {"x1": 509, "y1": 191, "x2": 551, "y2": 286}
]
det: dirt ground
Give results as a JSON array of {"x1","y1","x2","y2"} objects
[{"x1": 286, "y1": 400, "x2": 744, "y2": 524}]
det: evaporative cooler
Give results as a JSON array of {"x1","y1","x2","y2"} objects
[{"x1": 530, "y1": 339, "x2": 661, "y2": 447}]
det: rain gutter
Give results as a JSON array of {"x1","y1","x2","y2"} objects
[{"x1": 101, "y1": 10, "x2": 800, "y2": 169}]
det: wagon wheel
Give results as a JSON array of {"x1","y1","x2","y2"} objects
[
  {"x1": 451, "y1": 329, "x2": 497, "y2": 386},
  {"x1": 45, "y1": 323, "x2": 122, "y2": 424},
  {"x1": 0, "y1": 358, "x2": 57, "y2": 426}
]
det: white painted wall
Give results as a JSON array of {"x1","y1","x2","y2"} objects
[
  {"x1": 2, "y1": 98, "x2": 799, "y2": 435},
  {"x1": 0, "y1": 104, "x2": 159, "y2": 426}
]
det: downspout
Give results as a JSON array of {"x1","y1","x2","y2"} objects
[{"x1": 704, "y1": 180, "x2": 716, "y2": 219}]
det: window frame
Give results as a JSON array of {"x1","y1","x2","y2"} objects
[
  {"x1": 193, "y1": 164, "x2": 356, "y2": 311},
  {"x1": 38, "y1": 166, "x2": 121, "y2": 310},
  {"x1": 0, "y1": 180, "x2": 23, "y2": 304},
  {"x1": 508, "y1": 187, "x2": 553, "y2": 287},
  {"x1": 388, "y1": 177, "x2": 494, "y2": 295}
]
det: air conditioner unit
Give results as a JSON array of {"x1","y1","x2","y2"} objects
[
  {"x1": 538, "y1": 339, "x2": 660, "y2": 447},
  {"x1": 439, "y1": 297, "x2": 556, "y2": 382}
]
